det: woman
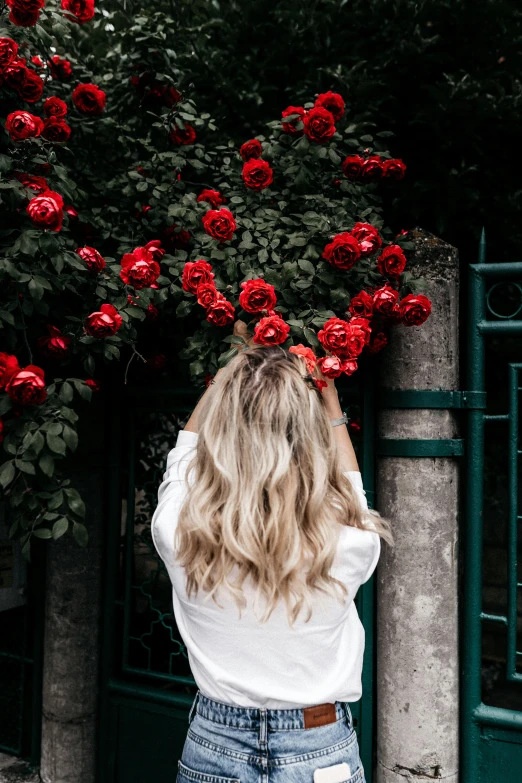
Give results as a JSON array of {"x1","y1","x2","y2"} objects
[{"x1": 151, "y1": 328, "x2": 392, "y2": 783}]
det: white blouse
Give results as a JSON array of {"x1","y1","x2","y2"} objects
[{"x1": 151, "y1": 430, "x2": 381, "y2": 708}]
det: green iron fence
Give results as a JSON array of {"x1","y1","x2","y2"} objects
[
  {"x1": 463, "y1": 234, "x2": 522, "y2": 781},
  {"x1": 98, "y1": 362, "x2": 378, "y2": 783}
]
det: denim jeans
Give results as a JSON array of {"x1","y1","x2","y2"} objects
[{"x1": 176, "y1": 690, "x2": 366, "y2": 783}]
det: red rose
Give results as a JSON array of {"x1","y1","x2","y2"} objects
[
  {"x1": 65, "y1": 205, "x2": 78, "y2": 220},
  {"x1": 349, "y1": 418, "x2": 361, "y2": 435},
  {"x1": 72, "y1": 83, "x2": 106, "y2": 115},
  {"x1": 31, "y1": 55, "x2": 44, "y2": 67},
  {"x1": 16, "y1": 68, "x2": 44, "y2": 102},
  {"x1": 5, "y1": 110, "x2": 43, "y2": 140},
  {"x1": 206, "y1": 295, "x2": 235, "y2": 327},
  {"x1": 202, "y1": 208, "x2": 237, "y2": 242},
  {"x1": 383, "y1": 159, "x2": 406, "y2": 180},
  {"x1": 197, "y1": 189, "x2": 224, "y2": 208},
  {"x1": 14, "y1": 172, "x2": 48, "y2": 194},
  {"x1": 315, "y1": 378, "x2": 328, "y2": 392},
  {"x1": 42, "y1": 117, "x2": 72, "y2": 142},
  {"x1": 6, "y1": 0, "x2": 44, "y2": 27},
  {"x1": 27, "y1": 190, "x2": 64, "y2": 232},
  {"x1": 181, "y1": 260, "x2": 214, "y2": 294},
  {"x1": 0, "y1": 353, "x2": 20, "y2": 388},
  {"x1": 349, "y1": 316, "x2": 372, "y2": 346},
  {"x1": 318, "y1": 317, "x2": 366, "y2": 359},
  {"x1": 289, "y1": 344, "x2": 316, "y2": 374},
  {"x1": 314, "y1": 91, "x2": 345, "y2": 122},
  {"x1": 317, "y1": 355, "x2": 344, "y2": 379},
  {"x1": 162, "y1": 225, "x2": 191, "y2": 251},
  {"x1": 146, "y1": 303, "x2": 159, "y2": 320},
  {"x1": 242, "y1": 158, "x2": 274, "y2": 191},
  {"x1": 239, "y1": 278, "x2": 277, "y2": 314},
  {"x1": 367, "y1": 331, "x2": 388, "y2": 355},
  {"x1": 303, "y1": 106, "x2": 336, "y2": 143},
  {"x1": 196, "y1": 282, "x2": 219, "y2": 309},
  {"x1": 6, "y1": 365, "x2": 46, "y2": 405},
  {"x1": 348, "y1": 290, "x2": 374, "y2": 318},
  {"x1": 377, "y1": 245, "x2": 407, "y2": 278},
  {"x1": 77, "y1": 246, "x2": 106, "y2": 273},
  {"x1": 373, "y1": 285, "x2": 400, "y2": 317},
  {"x1": 361, "y1": 155, "x2": 385, "y2": 182},
  {"x1": 37, "y1": 325, "x2": 71, "y2": 358},
  {"x1": 144, "y1": 239, "x2": 165, "y2": 262},
  {"x1": 49, "y1": 56, "x2": 72, "y2": 79},
  {"x1": 240, "y1": 138, "x2": 262, "y2": 161},
  {"x1": 169, "y1": 122, "x2": 196, "y2": 145},
  {"x1": 43, "y1": 96, "x2": 68, "y2": 118},
  {"x1": 399, "y1": 294, "x2": 432, "y2": 326},
  {"x1": 342, "y1": 359, "x2": 358, "y2": 376},
  {"x1": 253, "y1": 314, "x2": 290, "y2": 346},
  {"x1": 85, "y1": 304, "x2": 122, "y2": 338},
  {"x1": 62, "y1": 0, "x2": 95, "y2": 23},
  {"x1": 281, "y1": 105, "x2": 306, "y2": 136},
  {"x1": 85, "y1": 378, "x2": 100, "y2": 391},
  {"x1": 350, "y1": 222, "x2": 382, "y2": 257},
  {"x1": 0, "y1": 38, "x2": 18, "y2": 70},
  {"x1": 164, "y1": 87, "x2": 181, "y2": 107},
  {"x1": 3, "y1": 58, "x2": 28, "y2": 90},
  {"x1": 120, "y1": 246, "x2": 160, "y2": 289},
  {"x1": 322, "y1": 233, "x2": 361, "y2": 271}
]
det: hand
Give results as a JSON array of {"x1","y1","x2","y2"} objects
[{"x1": 234, "y1": 319, "x2": 254, "y2": 350}]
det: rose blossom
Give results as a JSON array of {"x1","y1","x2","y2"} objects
[
  {"x1": 48, "y1": 56, "x2": 72, "y2": 80},
  {"x1": 383, "y1": 158, "x2": 407, "y2": 180},
  {"x1": 169, "y1": 122, "x2": 196, "y2": 145},
  {"x1": 4, "y1": 59, "x2": 28, "y2": 90},
  {"x1": 120, "y1": 246, "x2": 160, "y2": 289},
  {"x1": 77, "y1": 246, "x2": 106, "y2": 273},
  {"x1": 206, "y1": 295, "x2": 235, "y2": 327},
  {"x1": 202, "y1": 208, "x2": 237, "y2": 242},
  {"x1": 5, "y1": 110, "x2": 43, "y2": 140},
  {"x1": 342, "y1": 359, "x2": 358, "y2": 376},
  {"x1": 314, "y1": 91, "x2": 345, "y2": 122},
  {"x1": 17, "y1": 69, "x2": 44, "y2": 102},
  {"x1": 42, "y1": 117, "x2": 72, "y2": 142},
  {"x1": 239, "y1": 278, "x2": 277, "y2": 314},
  {"x1": 361, "y1": 155, "x2": 385, "y2": 182},
  {"x1": 85, "y1": 304, "x2": 122, "y2": 338},
  {"x1": 196, "y1": 189, "x2": 224, "y2": 208},
  {"x1": 289, "y1": 344, "x2": 316, "y2": 374},
  {"x1": 6, "y1": 365, "x2": 46, "y2": 404},
  {"x1": 316, "y1": 355, "x2": 344, "y2": 379},
  {"x1": 367, "y1": 331, "x2": 388, "y2": 355},
  {"x1": 399, "y1": 294, "x2": 432, "y2": 326},
  {"x1": 27, "y1": 190, "x2": 64, "y2": 232},
  {"x1": 373, "y1": 285, "x2": 400, "y2": 317},
  {"x1": 349, "y1": 316, "x2": 372, "y2": 345},
  {"x1": 342, "y1": 155, "x2": 365, "y2": 180},
  {"x1": 281, "y1": 106, "x2": 306, "y2": 135},
  {"x1": 43, "y1": 96, "x2": 68, "y2": 118},
  {"x1": 242, "y1": 158, "x2": 274, "y2": 191},
  {"x1": 144, "y1": 240, "x2": 165, "y2": 262},
  {"x1": 0, "y1": 353, "x2": 20, "y2": 388},
  {"x1": 322, "y1": 233, "x2": 361, "y2": 271},
  {"x1": 72, "y1": 83, "x2": 106, "y2": 115},
  {"x1": 240, "y1": 138, "x2": 263, "y2": 161},
  {"x1": 14, "y1": 172, "x2": 48, "y2": 194},
  {"x1": 162, "y1": 225, "x2": 191, "y2": 251},
  {"x1": 318, "y1": 317, "x2": 366, "y2": 359},
  {"x1": 146, "y1": 303, "x2": 159, "y2": 320},
  {"x1": 348, "y1": 290, "x2": 374, "y2": 318},
  {"x1": 377, "y1": 245, "x2": 407, "y2": 278},
  {"x1": 6, "y1": 0, "x2": 44, "y2": 27},
  {"x1": 37, "y1": 325, "x2": 71, "y2": 358},
  {"x1": 253, "y1": 315, "x2": 290, "y2": 346},
  {"x1": 61, "y1": 0, "x2": 95, "y2": 23},
  {"x1": 303, "y1": 106, "x2": 336, "y2": 143},
  {"x1": 196, "y1": 282, "x2": 219, "y2": 309},
  {"x1": 181, "y1": 260, "x2": 214, "y2": 294},
  {"x1": 0, "y1": 38, "x2": 18, "y2": 70},
  {"x1": 350, "y1": 222, "x2": 382, "y2": 257},
  {"x1": 85, "y1": 378, "x2": 100, "y2": 391}
]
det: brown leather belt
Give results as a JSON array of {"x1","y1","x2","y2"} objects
[{"x1": 303, "y1": 702, "x2": 337, "y2": 729}]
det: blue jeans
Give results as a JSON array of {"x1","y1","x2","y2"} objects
[{"x1": 177, "y1": 690, "x2": 366, "y2": 783}]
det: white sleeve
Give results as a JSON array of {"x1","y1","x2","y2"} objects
[
  {"x1": 150, "y1": 430, "x2": 199, "y2": 564},
  {"x1": 345, "y1": 470, "x2": 381, "y2": 583}
]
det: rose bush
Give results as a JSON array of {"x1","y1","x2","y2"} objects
[{"x1": 0, "y1": 2, "x2": 431, "y2": 553}]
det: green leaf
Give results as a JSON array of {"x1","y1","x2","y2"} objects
[
  {"x1": 14, "y1": 459, "x2": 35, "y2": 475},
  {"x1": 46, "y1": 433, "x2": 66, "y2": 455},
  {"x1": 33, "y1": 528, "x2": 53, "y2": 539},
  {"x1": 72, "y1": 521, "x2": 88, "y2": 546},
  {"x1": 52, "y1": 518, "x2": 69, "y2": 540},
  {"x1": 298, "y1": 259, "x2": 315, "y2": 275},
  {"x1": 303, "y1": 327, "x2": 320, "y2": 347},
  {"x1": 59, "y1": 381, "x2": 74, "y2": 403},
  {"x1": 62, "y1": 425, "x2": 78, "y2": 451},
  {"x1": 48, "y1": 490, "x2": 63, "y2": 511},
  {"x1": 0, "y1": 461, "x2": 15, "y2": 488},
  {"x1": 39, "y1": 453, "x2": 55, "y2": 477},
  {"x1": 0, "y1": 396, "x2": 12, "y2": 416},
  {"x1": 65, "y1": 489, "x2": 86, "y2": 517}
]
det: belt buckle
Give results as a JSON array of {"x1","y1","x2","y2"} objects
[{"x1": 303, "y1": 702, "x2": 337, "y2": 729}]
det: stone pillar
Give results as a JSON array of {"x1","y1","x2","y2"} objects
[
  {"x1": 375, "y1": 229, "x2": 460, "y2": 782},
  {"x1": 40, "y1": 393, "x2": 106, "y2": 783}
]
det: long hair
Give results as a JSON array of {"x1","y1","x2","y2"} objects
[{"x1": 175, "y1": 345, "x2": 392, "y2": 626}]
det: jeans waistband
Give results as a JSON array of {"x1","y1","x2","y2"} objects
[{"x1": 188, "y1": 690, "x2": 352, "y2": 731}]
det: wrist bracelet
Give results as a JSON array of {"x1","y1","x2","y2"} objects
[{"x1": 330, "y1": 412, "x2": 349, "y2": 427}]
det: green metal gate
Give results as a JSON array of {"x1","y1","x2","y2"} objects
[
  {"x1": 99, "y1": 362, "x2": 378, "y2": 783},
  {"x1": 463, "y1": 236, "x2": 522, "y2": 780}
]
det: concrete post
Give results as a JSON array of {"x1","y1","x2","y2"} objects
[
  {"x1": 39, "y1": 395, "x2": 106, "y2": 783},
  {"x1": 375, "y1": 229, "x2": 460, "y2": 782}
]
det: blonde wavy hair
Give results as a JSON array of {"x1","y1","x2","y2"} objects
[{"x1": 175, "y1": 345, "x2": 392, "y2": 626}]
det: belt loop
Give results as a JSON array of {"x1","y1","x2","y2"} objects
[
  {"x1": 188, "y1": 689, "x2": 200, "y2": 725},
  {"x1": 341, "y1": 702, "x2": 353, "y2": 730},
  {"x1": 259, "y1": 708, "x2": 267, "y2": 752}
]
